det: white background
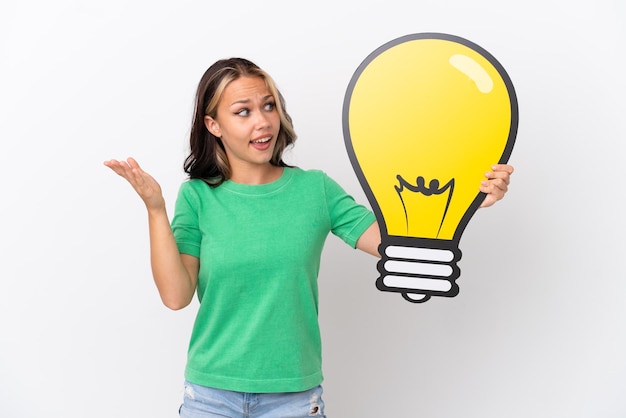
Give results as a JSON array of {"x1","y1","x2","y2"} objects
[{"x1": 1, "y1": 0, "x2": 624, "y2": 417}]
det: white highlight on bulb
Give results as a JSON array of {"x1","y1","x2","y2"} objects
[{"x1": 449, "y1": 54, "x2": 494, "y2": 94}]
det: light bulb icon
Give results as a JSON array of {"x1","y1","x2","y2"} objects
[{"x1": 343, "y1": 33, "x2": 518, "y2": 303}]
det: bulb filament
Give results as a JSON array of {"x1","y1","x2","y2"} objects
[{"x1": 395, "y1": 175, "x2": 455, "y2": 237}]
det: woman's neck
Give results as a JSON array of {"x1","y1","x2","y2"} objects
[{"x1": 229, "y1": 164, "x2": 284, "y2": 185}]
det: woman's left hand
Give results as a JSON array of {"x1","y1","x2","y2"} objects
[{"x1": 479, "y1": 164, "x2": 515, "y2": 208}]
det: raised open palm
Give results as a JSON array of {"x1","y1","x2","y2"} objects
[{"x1": 104, "y1": 157, "x2": 166, "y2": 211}]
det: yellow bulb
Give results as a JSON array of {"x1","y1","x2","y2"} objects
[{"x1": 344, "y1": 33, "x2": 517, "y2": 303}]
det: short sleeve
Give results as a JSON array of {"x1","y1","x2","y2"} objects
[
  {"x1": 171, "y1": 181, "x2": 202, "y2": 257},
  {"x1": 323, "y1": 173, "x2": 376, "y2": 248}
]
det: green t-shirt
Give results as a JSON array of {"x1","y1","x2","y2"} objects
[{"x1": 171, "y1": 167, "x2": 376, "y2": 393}]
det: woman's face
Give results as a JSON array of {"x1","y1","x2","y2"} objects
[{"x1": 205, "y1": 76, "x2": 281, "y2": 174}]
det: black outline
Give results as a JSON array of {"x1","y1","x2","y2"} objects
[{"x1": 342, "y1": 32, "x2": 518, "y2": 303}]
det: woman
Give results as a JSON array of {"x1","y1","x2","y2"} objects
[{"x1": 104, "y1": 57, "x2": 513, "y2": 417}]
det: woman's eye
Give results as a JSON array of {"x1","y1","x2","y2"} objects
[
  {"x1": 236, "y1": 108, "x2": 249, "y2": 116},
  {"x1": 264, "y1": 102, "x2": 276, "y2": 111}
]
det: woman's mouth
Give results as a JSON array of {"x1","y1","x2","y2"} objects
[{"x1": 250, "y1": 136, "x2": 272, "y2": 150}]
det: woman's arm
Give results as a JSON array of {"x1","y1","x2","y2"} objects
[
  {"x1": 104, "y1": 157, "x2": 198, "y2": 310},
  {"x1": 356, "y1": 221, "x2": 381, "y2": 258},
  {"x1": 146, "y1": 206, "x2": 199, "y2": 310}
]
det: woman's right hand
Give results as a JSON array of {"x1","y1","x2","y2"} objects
[
  {"x1": 104, "y1": 157, "x2": 198, "y2": 310},
  {"x1": 104, "y1": 157, "x2": 165, "y2": 211}
]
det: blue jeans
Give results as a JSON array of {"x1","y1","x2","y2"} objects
[{"x1": 179, "y1": 381, "x2": 327, "y2": 418}]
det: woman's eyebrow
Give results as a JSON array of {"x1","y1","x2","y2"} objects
[{"x1": 229, "y1": 95, "x2": 274, "y2": 106}]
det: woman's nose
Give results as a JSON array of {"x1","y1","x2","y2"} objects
[{"x1": 254, "y1": 110, "x2": 272, "y2": 128}]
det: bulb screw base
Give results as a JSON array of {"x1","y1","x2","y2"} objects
[{"x1": 376, "y1": 237, "x2": 461, "y2": 303}]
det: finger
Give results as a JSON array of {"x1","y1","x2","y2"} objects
[
  {"x1": 479, "y1": 191, "x2": 501, "y2": 209},
  {"x1": 118, "y1": 160, "x2": 137, "y2": 182},
  {"x1": 484, "y1": 169, "x2": 511, "y2": 185},
  {"x1": 492, "y1": 164, "x2": 514, "y2": 175},
  {"x1": 103, "y1": 159, "x2": 123, "y2": 170},
  {"x1": 104, "y1": 159, "x2": 130, "y2": 177},
  {"x1": 125, "y1": 158, "x2": 150, "y2": 183},
  {"x1": 494, "y1": 178, "x2": 509, "y2": 192},
  {"x1": 479, "y1": 195, "x2": 496, "y2": 208},
  {"x1": 480, "y1": 180, "x2": 507, "y2": 198},
  {"x1": 127, "y1": 157, "x2": 141, "y2": 170},
  {"x1": 105, "y1": 159, "x2": 144, "y2": 189},
  {"x1": 484, "y1": 178, "x2": 509, "y2": 193}
]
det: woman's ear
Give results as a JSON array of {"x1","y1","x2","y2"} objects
[{"x1": 204, "y1": 116, "x2": 221, "y2": 137}]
